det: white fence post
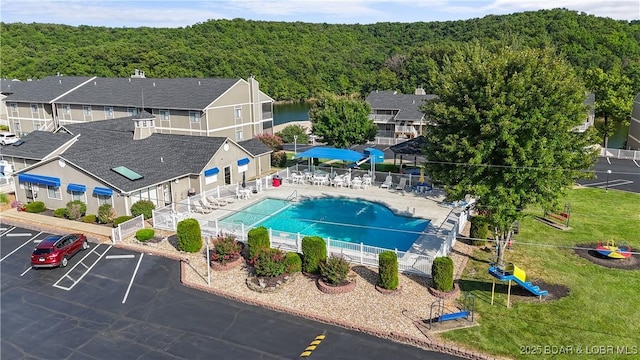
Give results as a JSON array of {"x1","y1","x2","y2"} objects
[
  {"x1": 297, "y1": 233, "x2": 302, "y2": 253},
  {"x1": 327, "y1": 237, "x2": 331, "y2": 256},
  {"x1": 360, "y1": 242, "x2": 363, "y2": 264}
]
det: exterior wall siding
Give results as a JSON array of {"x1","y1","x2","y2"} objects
[{"x1": 628, "y1": 94, "x2": 640, "y2": 150}]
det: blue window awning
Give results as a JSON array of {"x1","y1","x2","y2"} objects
[
  {"x1": 204, "y1": 167, "x2": 219, "y2": 176},
  {"x1": 93, "y1": 187, "x2": 113, "y2": 196},
  {"x1": 237, "y1": 158, "x2": 250, "y2": 166},
  {"x1": 17, "y1": 173, "x2": 61, "y2": 187},
  {"x1": 67, "y1": 183, "x2": 86, "y2": 193}
]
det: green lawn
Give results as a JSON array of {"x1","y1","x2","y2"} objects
[{"x1": 443, "y1": 188, "x2": 640, "y2": 359}]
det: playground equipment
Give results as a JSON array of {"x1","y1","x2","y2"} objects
[
  {"x1": 488, "y1": 263, "x2": 548, "y2": 308},
  {"x1": 540, "y1": 203, "x2": 571, "y2": 229},
  {"x1": 596, "y1": 240, "x2": 632, "y2": 259},
  {"x1": 429, "y1": 294, "x2": 475, "y2": 330}
]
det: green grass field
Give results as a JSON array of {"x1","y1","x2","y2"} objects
[{"x1": 443, "y1": 188, "x2": 640, "y2": 359}]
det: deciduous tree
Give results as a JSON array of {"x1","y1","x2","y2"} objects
[
  {"x1": 309, "y1": 94, "x2": 376, "y2": 148},
  {"x1": 422, "y1": 43, "x2": 598, "y2": 266}
]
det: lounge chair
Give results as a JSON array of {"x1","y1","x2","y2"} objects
[
  {"x1": 395, "y1": 178, "x2": 408, "y2": 192},
  {"x1": 200, "y1": 198, "x2": 219, "y2": 210},
  {"x1": 380, "y1": 175, "x2": 393, "y2": 189},
  {"x1": 191, "y1": 203, "x2": 212, "y2": 214},
  {"x1": 206, "y1": 195, "x2": 226, "y2": 207}
]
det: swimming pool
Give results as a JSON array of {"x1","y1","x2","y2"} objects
[{"x1": 219, "y1": 197, "x2": 430, "y2": 251}]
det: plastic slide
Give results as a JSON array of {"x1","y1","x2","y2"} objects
[{"x1": 488, "y1": 265, "x2": 548, "y2": 297}]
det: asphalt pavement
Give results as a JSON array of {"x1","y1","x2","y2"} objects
[
  {"x1": 1, "y1": 225, "x2": 462, "y2": 360},
  {"x1": 578, "y1": 157, "x2": 640, "y2": 193}
]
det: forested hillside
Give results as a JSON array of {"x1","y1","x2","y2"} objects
[{"x1": 1, "y1": 9, "x2": 639, "y2": 100}]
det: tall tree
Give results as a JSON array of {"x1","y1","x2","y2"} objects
[
  {"x1": 309, "y1": 94, "x2": 377, "y2": 148},
  {"x1": 422, "y1": 43, "x2": 598, "y2": 266},
  {"x1": 584, "y1": 65, "x2": 635, "y2": 149}
]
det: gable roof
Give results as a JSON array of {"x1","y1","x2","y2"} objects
[
  {"x1": 3, "y1": 76, "x2": 94, "y2": 103},
  {"x1": 0, "y1": 131, "x2": 75, "y2": 160},
  {"x1": 237, "y1": 138, "x2": 272, "y2": 156},
  {"x1": 55, "y1": 77, "x2": 241, "y2": 110},
  {"x1": 1, "y1": 78, "x2": 31, "y2": 95},
  {"x1": 366, "y1": 90, "x2": 438, "y2": 121}
]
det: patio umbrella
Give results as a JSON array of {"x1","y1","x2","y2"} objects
[
  {"x1": 419, "y1": 168, "x2": 425, "y2": 183},
  {"x1": 241, "y1": 172, "x2": 246, "y2": 188}
]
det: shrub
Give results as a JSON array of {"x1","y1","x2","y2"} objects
[
  {"x1": 130, "y1": 200, "x2": 155, "y2": 219},
  {"x1": 271, "y1": 150, "x2": 288, "y2": 167},
  {"x1": 113, "y1": 215, "x2": 133, "y2": 227},
  {"x1": 253, "y1": 248, "x2": 287, "y2": 277},
  {"x1": 211, "y1": 233, "x2": 243, "y2": 264},
  {"x1": 431, "y1": 257, "x2": 454, "y2": 292},
  {"x1": 247, "y1": 226, "x2": 270, "y2": 259},
  {"x1": 284, "y1": 252, "x2": 302, "y2": 273},
  {"x1": 0, "y1": 193, "x2": 8, "y2": 204},
  {"x1": 377, "y1": 251, "x2": 399, "y2": 290},
  {"x1": 301, "y1": 236, "x2": 326, "y2": 274},
  {"x1": 176, "y1": 218, "x2": 202, "y2": 253},
  {"x1": 276, "y1": 124, "x2": 309, "y2": 144},
  {"x1": 65, "y1": 200, "x2": 86, "y2": 220},
  {"x1": 54, "y1": 208, "x2": 67, "y2": 218},
  {"x1": 470, "y1": 215, "x2": 489, "y2": 246},
  {"x1": 0, "y1": 125, "x2": 8, "y2": 131},
  {"x1": 82, "y1": 214, "x2": 97, "y2": 223},
  {"x1": 135, "y1": 228, "x2": 155, "y2": 242},
  {"x1": 24, "y1": 201, "x2": 46, "y2": 213},
  {"x1": 255, "y1": 133, "x2": 284, "y2": 151},
  {"x1": 98, "y1": 204, "x2": 116, "y2": 224},
  {"x1": 319, "y1": 254, "x2": 350, "y2": 285}
]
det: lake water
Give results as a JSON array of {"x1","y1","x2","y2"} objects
[{"x1": 274, "y1": 102, "x2": 311, "y2": 125}]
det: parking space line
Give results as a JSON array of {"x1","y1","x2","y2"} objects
[
  {"x1": 106, "y1": 255, "x2": 135, "y2": 259},
  {"x1": 0, "y1": 231, "x2": 43, "y2": 262},
  {"x1": 53, "y1": 244, "x2": 112, "y2": 291},
  {"x1": 20, "y1": 267, "x2": 31, "y2": 277},
  {"x1": 634, "y1": 160, "x2": 639, "y2": 167},
  {"x1": 122, "y1": 254, "x2": 143, "y2": 304},
  {"x1": 607, "y1": 157, "x2": 611, "y2": 164},
  {"x1": 0, "y1": 226, "x2": 16, "y2": 236},
  {"x1": 5, "y1": 233, "x2": 33, "y2": 237}
]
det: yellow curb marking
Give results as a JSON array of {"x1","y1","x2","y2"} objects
[{"x1": 300, "y1": 334, "x2": 326, "y2": 357}]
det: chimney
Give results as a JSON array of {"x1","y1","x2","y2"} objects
[{"x1": 132, "y1": 110, "x2": 156, "y2": 140}]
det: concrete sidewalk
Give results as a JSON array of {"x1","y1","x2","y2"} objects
[{"x1": 0, "y1": 209, "x2": 113, "y2": 243}]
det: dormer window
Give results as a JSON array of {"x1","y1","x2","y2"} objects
[{"x1": 128, "y1": 108, "x2": 138, "y2": 116}]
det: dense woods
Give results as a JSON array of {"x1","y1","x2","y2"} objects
[{"x1": 1, "y1": 9, "x2": 639, "y2": 101}]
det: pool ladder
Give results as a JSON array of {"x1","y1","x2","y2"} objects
[{"x1": 286, "y1": 190, "x2": 298, "y2": 202}]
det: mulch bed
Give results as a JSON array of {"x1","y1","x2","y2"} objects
[
  {"x1": 246, "y1": 272, "x2": 297, "y2": 293},
  {"x1": 507, "y1": 279, "x2": 571, "y2": 302},
  {"x1": 574, "y1": 243, "x2": 640, "y2": 270}
]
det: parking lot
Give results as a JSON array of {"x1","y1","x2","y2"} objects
[
  {"x1": 578, "y1": 157, "x2": 640, "y2": 193},
  {"x1": 1, "y1": 225, "x2": 460, "y2": 360}
]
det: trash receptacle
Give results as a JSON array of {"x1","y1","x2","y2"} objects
[{"x1": 272, "y1": 175, "x2": 282, "y2": 187}]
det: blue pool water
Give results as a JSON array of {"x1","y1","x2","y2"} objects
[{"x1": 219, "y1": 197, "x2": 430, "y2": 251}]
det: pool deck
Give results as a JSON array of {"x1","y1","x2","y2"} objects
[{"x1": 190, "y1": 180, "x2": 463, "y2": 258}]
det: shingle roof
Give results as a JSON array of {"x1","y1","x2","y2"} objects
[
  {"x1": 1, "y1": 78, "x2": 31, "y2": 94},
  {"x1": 366, "y1": 91, "x2": 438, "y2": 121},
  {"x1": 55, "y1": 77, "x2": 241, "y2": 110},
  {"x1": 389, "y1": 136, "x2": 428, "y2": 155},
  {"x1": 0, "y1": 131, "x2": 74, "y2": 160},
  {"x1": 237, "y1": 138, "x2": 272, "y2": 156},
  {"x1": 3, "y1": 76, "x2": 94, "y2": 102},
  {"x1": 56, "y1": 118, "x2": 229, "y2": 192}
]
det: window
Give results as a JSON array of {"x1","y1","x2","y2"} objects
[
  {"x1": 235, "y1": 130, "x2": 243, "y2": 141},
  {"x1": 159, "y1": 109, "x2": 170, "y2": 121},
  {"x1": 189, "y1": 111, "x2": 200, "y2": 123},
  {"x1": 83, "y1": 106, "x2": 92, "y2": 116},
  {"x1": 128, "y1": 108, "x2": 138, "y2": 116},
  {"x1": 47, "y1": 185, "x2": 61, "y2": 200},
  {"x1": 97, "y1": 195, "x2": 112, "y2": 206},
  {"x1": 234, "y1": 106, "x2": 242, "y2": 119},
  {"x1": 31, "y1": 104, "x2": 38, "y2": 113},
  {"x1": 9, "y1": 103, "x2": 18, "y2": 114},
  {"x1": 62, "y1": 104, "x2": 70, "y2": 115},
  {"x1": 13, "y1": 121, "x2": 20, "y2": 133},
  {"x1": 104, "y1": 106, "x2": 114, "y2": 118},
  {"x1": 71, "y1": 191, "x2": 85, "y2": 202}
]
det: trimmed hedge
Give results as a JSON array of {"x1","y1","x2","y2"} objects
[
  {"x1": 176, "y1": 218, "x2": 202, "y2": 253},
  {"x1": 113, "y1": 215, "x2": 133, "y2": 228},
  {"x1": 431, "y1": 256, "x2": 454, "y2": 292},
  {"x1": 65, "y1": 200, "x2": 86, "y2": 220},
  {"x1": 82, "y1": 214, "x2": 97, "y2": 223},
  {"x1": 131, "y1": 200, "x2": 155, "y2": 220},
  {"x1": 301, "y1": 236, "x2": 326, "y2": 274},
  {"x1": 135, "y1": 228, "x2": 155, "y2": 242},
  {"x1": 378, "y1": 251, "x2": 399, "y2": 290},
  {"x1": 98, "y1": 204, "x2": 116, "y2": 224},
  {"x1": 319, "y1": 254, "x2": 350, "y2": 285},
  {"x1": 247, "y1": 226, "x2": 270, "y2": 259},
  {"x1": 284, "y1": 252, "x2": 302, "y2": 273},
  {"x1": 470, "y1": 215, "x2": 489, "y2": 246},
  {"x1": 24, "y1": 201, "x2": 46, "y2": 213},
  {"x1": 54, "y1": 208, "x2": 67, "y2": 218}
]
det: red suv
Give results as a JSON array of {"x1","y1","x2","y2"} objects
[{"x1": 31, "y1": 234, "x2": 89, "y2": 268}]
